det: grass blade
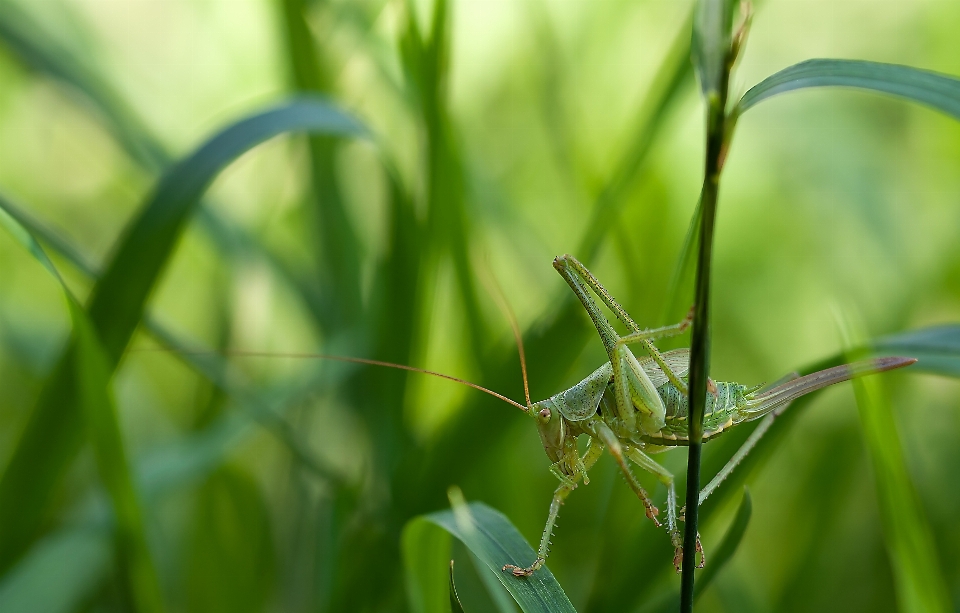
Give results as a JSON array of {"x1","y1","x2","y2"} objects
[
  {"x1": 71, "y1": 302, "x2": 164, "y2": 613},
  {"x1": 0, "y1": 201, "x2": 163, "y2": 612},
  {"x1": 850, "y1": 368, "x2": 951, "y2": 613},
  {"x1": 0, "y1": 98, "x2": 367, "y2": 574},
  {"x1": 737, "y1": 59, "x2": 960, "y2": 121},
  {"x1": 694, "y1": 488, "x2": 751, "y2": 599},
  {"x1": 0, "y1": 529, "x2": 112, "y2": 613},
  {"x1": 403, "y1": 492, "x2": 576, "y2": 613}
]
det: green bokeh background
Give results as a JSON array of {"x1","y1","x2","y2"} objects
[{"x1": 0, "y1": 1, "x2": 958, "y2": 611}]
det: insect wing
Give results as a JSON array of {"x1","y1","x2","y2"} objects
[
  {"x1": 639, "y1": 348, "x2": 690, "y2": 388},
  {"x1": 552, "y1": 362, "x2": 613, "y2": 421}
]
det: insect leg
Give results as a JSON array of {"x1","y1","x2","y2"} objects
[
  {"x1": 594, "y1": 422, "x2": 660, "y2": 526},
  {"x1": 624, "y1": 447, "x2": 703, "y2": 571},
  {"x1": 555, "y1": 255, "x2": 692, "y2": 395},
  {"x1": 503, "y1": 437, "x2": 604, "y2": 577}
]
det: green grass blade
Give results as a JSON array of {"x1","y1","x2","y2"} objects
[
  {"x1": 404, "y1": 515, "x2": 454, "y2": 613},
  {"x1": 403, "y1": 494, "x2": 576, "y2": 613},
  {"x1": 71, "y1": 302, "x2": 165, "y2": 613},
  {"x1": 737, "y1": 59, "x2": 960, "y2": 120},
  {"x1": 850, "y1": 369, "x2": 951, "y2": 613},
  {"x1": 86, "y1": 98, "x2": 366, "y2": 362},
  {"x1": 278, "y1": 0, "x2": 364, "y2": 332},
  {"x1": 0, "y1": 99, "x2": 366, "y2": 574},
  {"x1": 694, "y1": 488, "x2": 751, "y2": 599},
  {"x1": 0, "y1": 529, "x2": 112, "y2": 613},
  {"x1": 0, "y1": 201, "x2": 163, "y2": 612}
]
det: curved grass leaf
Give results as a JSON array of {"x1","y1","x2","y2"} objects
[
  {"x1": 0, "y1": 199, "x2": 163, "y2": 612},
  {"x1": 0, "y1": 98, "x2": 367, "y2": 575},
  {"x1": 738, "y1": 59, "x2": 960, "y2": 120},
  {"x1": 403, "y1": 492, "x2": 576, "y2": 613}
]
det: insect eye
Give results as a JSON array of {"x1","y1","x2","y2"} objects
[{"x1": 538, "y1": 408, "x2": 551, "y2": 420}]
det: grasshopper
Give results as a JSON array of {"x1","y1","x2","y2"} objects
[{"x1": 490, "y1": 254, "x2": 915, "y2": 576}]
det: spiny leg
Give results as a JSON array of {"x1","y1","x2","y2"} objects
[
  {"x1": 503, "y1": 482, "x2": 575, "y2": 577},
  {"x1": 624, "y1": 447, "x2": 703, "y2": 570},
  {"x1": 594, "y1": 422, "x2": 660, "y2": 525},
  {"x1": 503, "y1": 437, "x2": 605, "y2": 577}
]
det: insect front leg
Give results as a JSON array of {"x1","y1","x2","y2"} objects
[
  {"x1": 503, "y1": 436, "x2": 604, "y2": 577},
  {"x1": 593, "y1": 421, "x2": 660, "y2": 526}
]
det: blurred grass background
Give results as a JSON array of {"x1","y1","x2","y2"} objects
[{"x1": 0, "y1": 0, "x2": 958, "y2": 611}]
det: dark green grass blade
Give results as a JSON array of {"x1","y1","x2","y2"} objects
[
  {"x1": 851, "y1": 368, "x2": 951, "y2": 613},
  {"x1": 0, "y1": 205, "x2": 163, "y2": 612},
  {"x1": 0, "y1": 99, "x2": 366, "y2": 575},
  {"x1": 403, "y1": 495, "x2": 576, "y2": 613},
  {"x1": 738, "y1": 59, "x2": 960, "y2": 121}
]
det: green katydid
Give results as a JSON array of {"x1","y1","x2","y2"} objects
[
  {"x1": 145, "y1": 253, "x2": 916, "y2": 576},
  {"x1": 493, "y1": 254, "x2": 915, "y2": 576}
]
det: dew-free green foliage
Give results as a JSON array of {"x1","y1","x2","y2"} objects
[{"x1": 0, "y1": 1, "x2": 959, "y2": 612}]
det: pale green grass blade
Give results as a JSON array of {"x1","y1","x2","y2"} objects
[
  {"x1": 851, "y1": 372, "x2": 951, "y2": 613},
  {"x1": 403, "y1": 495, "x2": 576, "y2": 613},
  {"x1": 0, "y1": 99, "x2": 367, "y2": 574},
  {"x1": 738, "y1": 59, "x2": 960, "y2": 120},
  {"x1": 404, "y1": 515, "x2": 453, "y2": 613}
]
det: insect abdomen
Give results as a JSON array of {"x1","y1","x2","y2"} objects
[{"x1": 645, "y1": 381, "x2": 748, "y2": 443}]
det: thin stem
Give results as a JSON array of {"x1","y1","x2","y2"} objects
[{"x1": 680, "y1": 50, "x2": 735, "y2": 613}]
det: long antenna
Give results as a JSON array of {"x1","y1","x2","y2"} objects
[
  {"x1": 478, "y1": 264, "x2": 533, "y2": 411},
  {"x1": 132, "y1": 347, "x2": 530, "y2": 413}
]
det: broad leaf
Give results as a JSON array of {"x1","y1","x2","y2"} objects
[{"x1": 403, "y1": 495, "x2": 576, "y2": 613}]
